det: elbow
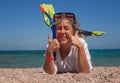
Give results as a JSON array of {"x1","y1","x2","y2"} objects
[
  {"x1": 78, "y1": 69, "x2": 90, "y2": 74},
  {"x1": 83, "y1": 70, "x2": 90, "y2": 74},
  {"x1": 82, "y1": 67, "x2": 93, "y2": 74},
  {"x1": 44, "y1": 70, "x2": 56, "y2": 75},
  {"x1": 83, "y1": 66, "x2": 92, "y2": 74},
  {"x1": 82, "y1": 63, "x2": 92, "y2": 74},
  {"x1": 47, "y1": 72, "x2": 55, "y2": 74},
  {"x1": 77, "y1": 66, "x2": 91, "y2": 74},
  {"x1": 43, "y1": 67, "x2": 56, "y2": 75}
]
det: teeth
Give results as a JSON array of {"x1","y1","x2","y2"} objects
[
  {"x1": 60, "y1": 37, "x2": 66, "y2": 39},
  {"x1": 60, "y1": 37, "x2": 66, "y2": 41},
  {"x1": 59, "y1": 35, "x2": 66, "y2": 40}
]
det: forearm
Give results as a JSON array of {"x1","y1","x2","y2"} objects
[
  {"x1": 43, "y1": 49, "x2": 55, "y2": 74},
  {"x1": 77, "y1": 45, "x2": 89, "y2": 73}
]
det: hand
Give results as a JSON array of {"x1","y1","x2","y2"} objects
[
  {"x1": 47, "y1": 34, "x2": 60, "y2": 53},
  {"x1": 71, "y1": 31, "x2": 84, "y2": 48}
]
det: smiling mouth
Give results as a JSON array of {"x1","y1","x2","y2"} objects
[{"x1": 59, "y1": 36, "x2": 67, "y2": 41}]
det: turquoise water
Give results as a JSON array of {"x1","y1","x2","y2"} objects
[
  {"x1": 0, "y1": 50, "x2": 45, "y2": 68},
  {"x1": 0, "y1": 49, "x2": 120, "y2": 68},
  {"x1": 90, "y1": 49, "x2": 120, "y2": 67}
]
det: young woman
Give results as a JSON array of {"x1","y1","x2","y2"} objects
[{"x1": 43, "y1": 12, "x2": 92, "y2": 74}]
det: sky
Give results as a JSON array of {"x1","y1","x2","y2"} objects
[{"x1": 0, "y1": 0, "x2": 120, "y2": 50}]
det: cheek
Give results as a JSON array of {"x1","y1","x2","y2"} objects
[
  {"x1": 55, "y1": 30, "x2": 60, "y2": 37},
  {"x1": 66, "y1": 30, "x2": 74, "y2": 36}
]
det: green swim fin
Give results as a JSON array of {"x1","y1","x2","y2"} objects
[{"x1": 42, "y1": 4, "x2": 55, "y2": 27}]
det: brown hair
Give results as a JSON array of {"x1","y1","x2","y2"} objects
[{"x1": 53, "y1": 13, "x2": 83, "y2": 37}]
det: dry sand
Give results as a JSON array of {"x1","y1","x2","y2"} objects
[{"x1": 0, "y1": 67, "x2": 120, "y2": 83}]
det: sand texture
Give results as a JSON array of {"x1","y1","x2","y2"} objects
[{"x1": 0, "y1": 67, "x2": 120, "y2": 83}]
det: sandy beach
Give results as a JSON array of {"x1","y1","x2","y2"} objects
[{"x1": 0, "y1": 67, "x2": 120, "y2": 83}]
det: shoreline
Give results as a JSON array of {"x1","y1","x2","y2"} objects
[{"x1": 0, "y1": 67, "x2": 120, "y2": 83}]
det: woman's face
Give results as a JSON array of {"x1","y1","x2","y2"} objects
[{"x1": 55, "y1": 20, "x2": 74, "y2": 45}]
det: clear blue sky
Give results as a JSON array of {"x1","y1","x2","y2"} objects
[{"x1": 0, "y1": 0, "x2": 120, "y2": 50}]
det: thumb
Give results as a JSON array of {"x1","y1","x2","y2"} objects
[
  {"x1": 48, "y1": 34, "x2": 52, "y2": 42},
  {"x1": 74, "y1": 30, "x2": 78, "y2": 37}
]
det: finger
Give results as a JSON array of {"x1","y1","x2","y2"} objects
[
  {"x1": 74, "y1": 30, "x2": 78, "y2": 37},
  {"x1": 56, "y1": 40, "x2": 60, "y2": 45},
  {"x1": 48, "y1": 34, "x2": 52, "y2": 42},
  {"x1": 55, "y1": 41, "x2": 60, "y2": 48}
]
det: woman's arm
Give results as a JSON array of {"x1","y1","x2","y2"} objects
[
  {"x1": 43, "y1": 49, "x2": 56, "y2": 74},
  {"x1": 43, "y1": 34, "x2": 60, "y2": 74},
  {"x1": 71, "y1": 31, "x2": 90, "y2": 73},
  {"x1": 77, "y1": 45, "x2": 90, "y2": 73}
]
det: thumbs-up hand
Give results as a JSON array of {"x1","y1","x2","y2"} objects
[
  {"x1": 71, "y1": 31, "x2": 83, "y2": 48},
  {"x1": 47, "y1": 34, "x2": 60, "y2": 53}
]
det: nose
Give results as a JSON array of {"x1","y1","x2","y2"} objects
[{"x1": 60, "y1": 28, "x2": 65, "y2": 33}]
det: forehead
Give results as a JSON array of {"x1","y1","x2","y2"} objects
[
  {"x1": 55, "y1": 19, "x2": 73, "y2": 26},
  {"x1": 55, "y1": 20, "x2": 74, "y2": 31}
]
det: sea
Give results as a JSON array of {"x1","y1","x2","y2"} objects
[{"x1": 0, "y1": 49, "x2": 120, "y2": 68}]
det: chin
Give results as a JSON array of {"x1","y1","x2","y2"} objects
[{"x1": 59, "y1": 41, "x2": 68, "y2": 45}]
